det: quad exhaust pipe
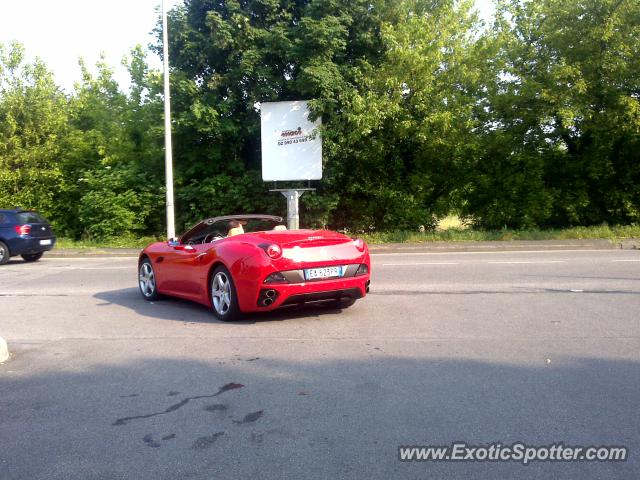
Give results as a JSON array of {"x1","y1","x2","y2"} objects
[{"x1": 260, "y1": 289, "x2": 277, "y2": 307}]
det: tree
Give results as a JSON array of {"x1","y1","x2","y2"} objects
[
  {"x1": 464, "y1": 0, "x2": 640, "y2": 228},
  {"x1": 0, "y1": 42, "x2": 69, "y2": 224},
  {"x1": 159, "y1": 0, "x2": 487, "y2": 230},
  {"x1": 328, "y1": 0, "x2": 486, "y2": 229},
  {"x1": 59, "y1": 50, "x2": 165, "y2": 238}
]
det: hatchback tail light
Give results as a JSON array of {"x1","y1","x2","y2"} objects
[{"x1": 15, "y1": 225, "x2": 31, "y2": 236}]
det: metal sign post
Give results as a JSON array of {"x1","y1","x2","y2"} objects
[
  {"x1": 260, "y1": 101, "x2": 322, "y2": 230},
  {"x1": 162, "y1": 0, "x2": 176, "y2": 241},
  {"x1": 269, "y1": 188, "x2": 315, "y2": 230}
]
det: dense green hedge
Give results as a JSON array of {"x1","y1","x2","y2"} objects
[{"x1": 1, "y1": 0, "x2": 638, "y2": 239}]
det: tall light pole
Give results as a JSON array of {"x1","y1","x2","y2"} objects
[{"x1": 162, "y1": 0, "x2": 176, "y2": 240}]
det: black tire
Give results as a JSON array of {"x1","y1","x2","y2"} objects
[
  {"x1": 0, "y1": 241, "x2": 9, "y2": 265},
  {"x1": 138, "y1": 259, "x2": 161, "y2": 301},
  {"x1": 209, "y1": 265, "x2": 241, "y2": 321},
  {"x1": 22, "y1": 252, "x2": 43, "y2": 262}
]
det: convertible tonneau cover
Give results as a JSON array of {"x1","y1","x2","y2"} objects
[{"x1": 201, "y1": 214, "x2": 284, "y2": 226}]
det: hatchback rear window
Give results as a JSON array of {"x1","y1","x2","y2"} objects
[{"x1": 16, "y1": 212, "x2": 48, "y2": 224}]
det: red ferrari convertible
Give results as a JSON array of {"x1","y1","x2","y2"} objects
[{"x1": 138, "y1": 215, "x2": 371, "y2": 321}]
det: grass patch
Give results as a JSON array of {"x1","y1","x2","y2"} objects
[
  {"x1": 54, "y1": 224, "x2": 640, "y2": 248},
  {"x1": 55, "y1": 235, "x2": 161, "y2": 249},
  {"x1": 360, "y1": 224, "x2": 640, "y2": 244}
]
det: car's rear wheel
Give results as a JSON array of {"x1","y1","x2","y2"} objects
[
  {"x1": 210, "y1": 266, "x2": 240, "y2": 321},
  {"x1": 0, "y1": 241, "x2": 9, "y2": 265},
  {"x1": 22, "y1": 252, "x2": 43, "y2": 262},
  {"x1": 139, "y1": 259, "x2": 161, "y2": 301}
]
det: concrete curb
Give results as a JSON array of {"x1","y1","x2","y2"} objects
[{"x1": 0, "y1": 337, "x2": 8, "y2": 363}]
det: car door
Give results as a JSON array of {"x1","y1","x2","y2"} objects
[{"x1": 159, "y1": 244, "x2": 205, "y2": 300}]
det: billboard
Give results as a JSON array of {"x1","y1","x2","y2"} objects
[{"x1": 260, "y1": 100, "x2": 322, "y2": 181}]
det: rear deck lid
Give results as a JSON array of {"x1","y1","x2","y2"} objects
[
  {"x1": 247, "y1": 230, "x2": 352, "y2": 248},
  {"x1": 245, "y1": 230, "x2": 365, "y2": 263}
]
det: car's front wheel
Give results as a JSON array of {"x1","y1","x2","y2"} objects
[
  {"x1": 22, "y1": 252, "x2": 43, "y2": 262},
  {"x1": 139, "y1": 259, "x2": 161, "y2": 301},
  {"x1": 210, "y1": 265, "x2": 240, "y2": 321}
]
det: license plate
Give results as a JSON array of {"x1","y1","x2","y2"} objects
[
  {"x1": 304, "y1": 266, "x2": 344, "y2": 280},
  {"x1": 39, "y1": 239, "x2": 52, "y2": 246}
]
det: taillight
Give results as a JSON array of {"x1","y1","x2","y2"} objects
[
  {"x1": 353, "y1": 238, "x2": 365, "y2": 252},
  {"x1": 355, "y1": 264, "x2": 369, "y2": 276},
  {"x1": 15, "y1": 225, "x2": 31, "y2": 236},
  {"x1": 264, "y1": 272, "x2": 288, "y2": 284},
  {"x1": 260, "y1": 243, "x2": 282, "y2": 259}
]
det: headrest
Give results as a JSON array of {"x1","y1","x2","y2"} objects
[{"x1": 273, "y1": 225, "x2": 287, "y2": 231}]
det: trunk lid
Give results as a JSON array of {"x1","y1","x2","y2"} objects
[
  {"x1": 243, "y1": 230, "x2": 366, "y2": 265},
  {"x1": 245, "y1": 229, "x2": 352, "y2": 248}
]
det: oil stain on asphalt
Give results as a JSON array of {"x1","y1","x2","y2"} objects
[
  {"x1": 233, "y1": 410, "x2": 264, "y2": 424},
  {"x1": 191, "y1": 432, "x2": 225, "y2": 449},
  {"x1": 142, "y1": 434, "x2": 161, "y2": 448},
  {"x1": 112, "y1": 382, "x2": 244, "y2": 426},
  {"x1": 204, "y1": 403, "x2": 228, "y2": 412},
  {"x1": 142, "y1": 433, "x2": 177, "y2": 448}
]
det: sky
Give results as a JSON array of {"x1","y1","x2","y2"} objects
[{"x1": 0, "y1": 0, "x2": 495, "y2": 93}]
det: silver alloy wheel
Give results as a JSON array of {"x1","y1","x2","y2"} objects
[
  {"x1": 139, "y1": 262, "x2": 156, "y2": 297},
  {"x1": 211, "y1": 271, "x2": 231, "y2": 316},
  {"x1": 0, "y1": 244, "x2": 6, "y2": 262}
]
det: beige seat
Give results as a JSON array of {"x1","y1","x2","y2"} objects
[
  {"x1": 227, "y1": 225, "x2": 244, "y2": 237},
  {"x1": 273, "y1": 225, "x2": 287, "y2": 231}
]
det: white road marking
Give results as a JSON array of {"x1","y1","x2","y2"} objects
[
  {"x1": 45, "y1": 257, "x2": 137, "y2": 261},
  {"x1": 393, "y1": 244, "x2": 609, "y2": 250},
  {"x1": 486, "y1": 260, "x2": 567, "y2": 264},
  {"x1": 75, "y1": 267, "x2": 132, "y2": 270},
  {"x1": 3, "y1": 265, "x2": 133, "y2": 271},
  {"x1": 381, "y1": 262, "x2": 460, "y2": 266},
  {"x1": 370, "y1": 249, "x2": 616, "y2": 256},
  {"x1": 612, "y1": 259, "x2": 640, "y2": 262}
]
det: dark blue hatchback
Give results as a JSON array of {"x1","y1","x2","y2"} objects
[{"x1": 0, "y1": 209, "x2": 56, "y2": 265}]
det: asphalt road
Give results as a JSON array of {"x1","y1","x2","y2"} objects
[{"x1": 1, "y1": 248, "x2": 639, "y2": 479}]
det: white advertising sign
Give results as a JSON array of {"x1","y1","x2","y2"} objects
[{"x1": 260, "y1": 100, "x2": 322, "y2": 181}]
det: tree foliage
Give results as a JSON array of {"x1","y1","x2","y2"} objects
[
  {"x1": 0, "y1": 0, "x2": 638, "y2": 239},
  {"x1": 464, "y1": 0, "x2": 640, "y2": 228},
  {"x1": 0, "y1": 43, "x2": 68, "y2": 220}
]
